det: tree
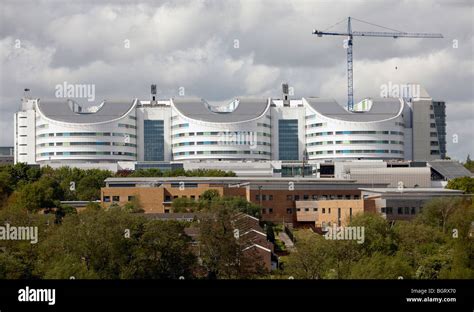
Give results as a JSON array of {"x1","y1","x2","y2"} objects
[
  {"x1": 349, "y1": 213, "x2": 395, "y2": 256},
  {"x1": 464, "y1": 154, "x2": 474, "y2": 173},
  {"x1": 126, "y1": 221, "x2": 197, "y2": 279},
  {"x1": 11, "y1": 177, "x2": 60, "y2": 213},
  {"x1": 446, "y1": 177, "x2": 474, "y2": 194},
  {"x1": 36, "y1": 208, "x2": 144, "y2": 279},
  {"x1": 123, "y1": 196, "x2": 145, "y2": 213},
  {"x1": 417, "y1": 197, "x2": 467, "y2": 234},
  {"x1": 200, "y1": 189, "x2": 221, "y2": 202},
  {"x1": 198, "y1": 207, "x2": 264, "y2": 279},
  {"x1": 284, "y1": 230, "x2": 331, "y2": 279},
  {"x1": 350, "y1": 253, "x2": 413, "y2": 279}
]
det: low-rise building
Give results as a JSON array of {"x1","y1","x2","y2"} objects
[
  {"x1": 101, "y1": 177, "x2": 388, "y2": 224},
  {"x1": 360, "y1": 187, "x2": 465, "y2": 221}
]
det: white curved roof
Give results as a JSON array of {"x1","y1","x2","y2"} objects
[
  {"x1": 172, "y1": 97, "x2": 269, "y2": 123},
  {"x1": 36, "y1": 99, "x2": 136, "y2": 124},
  {"x1": 305, "y1": 97, "x2": 403, "y2": 122}
]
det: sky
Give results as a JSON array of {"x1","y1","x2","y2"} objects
[{"x1": 0, "y1": 0, "x2": 472, "y2": 161}]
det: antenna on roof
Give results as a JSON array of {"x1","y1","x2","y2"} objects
[
  {"x1": 282, "y1": 83, "x2": 290, "y2": 107},
  {"x1": 151, "y1": 84, "x2": 157, "y2": 103}
]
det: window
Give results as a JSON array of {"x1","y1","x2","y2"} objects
[
  {"x1": 411, "y1": 207, "x2": 416, "y2": 215},
  {"x1": 262, "y1": 195, "x2": 267, "y2": 201},
  {"x1": 398, "y1": 207, "x2": 403, "y2": 215},
  {"x1": 144, "y1": 120, "x2": 164, "y2": 161},
  {"x1": 313, "y1": 208, "x2": 318, "y2": 212},
  {"x1": 354, "y1": 195, "x2": 360, "y2": 200},
  {"x1": 103, "y1": 196, "x2": 111, "y2": 203},
  {"x1": 256, "y1": 195, "x2": 260, "y2": 201},
  {"x1": 279, "y1": 120, "x2": 299, "y2": 160},
  {"x1": 337, "y1": 195, "x2": 343, "y2": 199},
  {"x1": 269, "y1": 195, "x2": 273, "y2": 200},
  {"x1": 322, "y1": 208, "x2": 326, "y2": 214},
  {"x1": 345, "y1": 195, "x2": 351, "y2": 200},
  {"x1": 191, "y1": 195, "x2": 195, "y2": 200},
  {"x1": 328, "y1": 208, "x2": 331, "y2": 214},
  {"x1": 404, "y1": 207, "x2": 409, "y2": 215},
  {"x1": 287, "y1": 195, "x2": 293, "y2": 201},
  {"x1": 173, "y1": 196, "x2": 178, "y2": 199},
  {"x1": 303, "y1": 194, "x2": 309, "y2": 200},
  {"x1": 312, "y1": 195, "x2": 318, "y2": 200},
  {"x1": 165, "y1": 196, "x2": 171, "y2": 202},
  {"x1": 112, "y1": 196, "x2": 120, "y2": 202},
  {"x1": 294, "y1": 195, "x2": 300, "y2": 201},
  {"x1": 262, "y1": 208, "x2": 266, "y2": 214},
  {"x1": 286, "y1": 208, "x2": 293, "y2": 214},
  {"x1": 268, "y1": 208, "x2": 273, "y2": 214},
  {"x1": 386, "y1": 207, "x2": 393, "y2": 214},
  {"x1": 127, "y1": 196, "x2": 135, "y2": 201}
]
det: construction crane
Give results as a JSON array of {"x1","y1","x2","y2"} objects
[{"x1": 312, "y1": 17, "x2": 443, "y2": 111}]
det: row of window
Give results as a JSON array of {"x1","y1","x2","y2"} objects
[
  {"x1": 382, "y1": 207, "x2": 419, "y2": 215},
  {"x1": 257, "y1": 123, "x2": 271, "y2": 128},
  {"x1": 306, "y1": 130, "x2": 404, "y2": 137},
  {"x1": 172, "y1": 150, "x2": 272, "y2": 156},
  {"x1": 307, "y1": 140, "x2": 404, "y2": 146},
  {"x1": 37, "y1": 132, "x2": 137, "y2": 138},
  {"x1": 118, "y1": 123, "x2": 136, "y2": 129},
  {"x1": 37, "y1": 142, "x2": 137, "y2": 147},
  {"x1": 172, "y1": 141, "x2": 271, "y2": 147},
  {"x1": 171, "y1": 123, "x2": 189, "y2": 129},
  {"x1": 257, "y1": 194, "x2": 360, "y2": 201},
  {"x1": 306, "y1": 123, "x2": 326, "y2": 129},
  {"x1": 37, "y1": 151, "x2": 137, "y2": 157},
  {"x1": 172, "y1": 131, "x2": 272, "y2": 138},
  {"x1": 308, "y1": 150, "x2": 404, "y2": 155}
]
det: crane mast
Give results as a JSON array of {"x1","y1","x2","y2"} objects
[{"x1": 312, "y1": 17, "x2": 443, "y2": 111}]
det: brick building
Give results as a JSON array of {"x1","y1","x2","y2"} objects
[{"x1": 101, "y1": 177, "x2": 388, "y2": 224}]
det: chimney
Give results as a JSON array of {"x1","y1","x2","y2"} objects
[{"x1": 282, "y1": 83, "x2": 290, "y2": 107}]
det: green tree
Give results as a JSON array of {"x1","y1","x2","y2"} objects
[
  {"x1": 464, "y1": 154, "x2": 474, "y2": 173},
  {"x1": 350, "y1": 253, "x2": 414, "y2": 279},
  {"x1": 349, "y1": 213, "x2": 395, "y2": 256},
  {"x1": 198, "y1": 206, "x2": 264, "y2": 279},
  {"x1": 126, "y1": 221, "x2": 197, "y2": 279},
  {"x1": 446, "y1": 177, "x2": 474, "y2": 194},
  {"x1": 417, "y1": 197, "x2": 468, "y2": 233},
  {"x1": 284, "y1": 230, "x2": 331, "y2": 279}
]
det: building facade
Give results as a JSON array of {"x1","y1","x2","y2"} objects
[
  {"x1": 14, "y1": 84, "x2": 445, "y2": 166},
  {"x1": 100, "y1": 177, "x2": 388, "y2": 224}
]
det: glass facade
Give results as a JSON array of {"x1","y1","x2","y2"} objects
[
  {"x1": 432, "y1": 101, "x2": 446, "y2": 159},
  {"x1": 279, "y1": 119, "x2": 299, "y2": 160},
  {"x1": 144, "y1": 120, "x2": 164, "y2": 161}
]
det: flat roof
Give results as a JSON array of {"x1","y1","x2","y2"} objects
[
  {"x1": 360, "y1": 188, "x2": 464, "y2": 194},
  {"x1": 105, "y1": 177, "x2": 356, "y2": 183}
]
